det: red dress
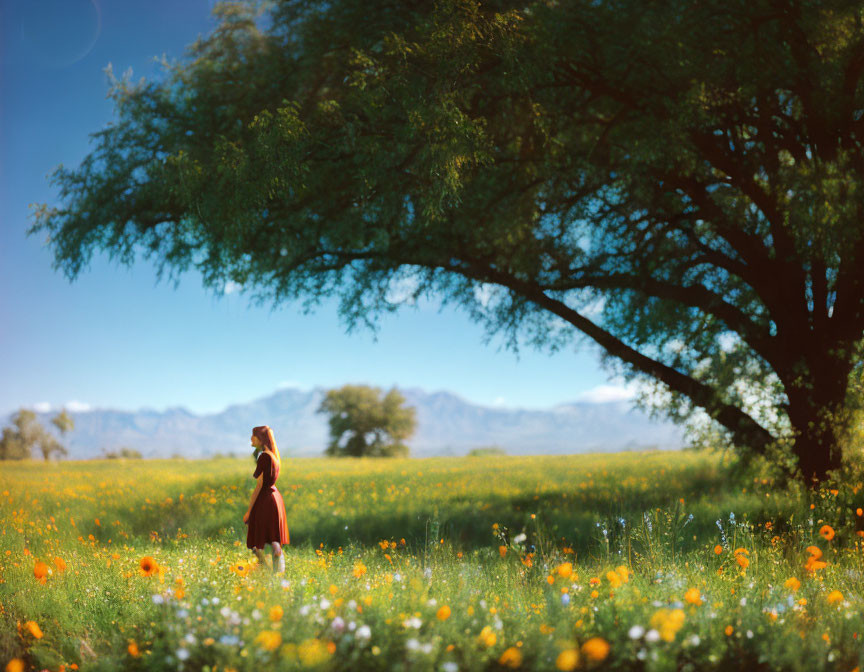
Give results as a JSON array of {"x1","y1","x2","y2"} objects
[{"x1": 246, "y1": 450, "x2": 290, "y2": 549}]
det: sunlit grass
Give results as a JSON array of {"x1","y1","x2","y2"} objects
[{"x1": 2, "y1": 451, "x2": 863, "y2": 671}]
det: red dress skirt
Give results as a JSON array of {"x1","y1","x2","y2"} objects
[{"x1": 246, "y1": 450, "x2": 290, "y2": 549}]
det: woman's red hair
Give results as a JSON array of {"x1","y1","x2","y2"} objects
[{"x1": 252, "y1": 425, "x2": 281, "y2": 467}]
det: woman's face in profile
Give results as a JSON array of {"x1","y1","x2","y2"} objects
[{"x1": 251, "y1": 435, "x2": 262, "y2": 448}]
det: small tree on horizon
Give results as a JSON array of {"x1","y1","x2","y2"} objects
[
  {"x1": 0, "y1": 409, "x2": 69, "y2": 461},
  {"x1": 317, "y1": 385, "x2": 416, "y2": 457}
]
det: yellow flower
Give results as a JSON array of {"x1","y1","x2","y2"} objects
[
  {"x1": 784, "y1": 577, "x2": 801, "y2": 592},
  {"x1": 614, "y1": 565, "x2": 630, "y2": 583},
  {"x1": 499, "y1": 646, "x2": 523, "y2": 668},
  {"x1": 581, "y1": 637, "x2": 610, "y2": 662},
  {"x1": 269, "y1": 605, "x2": 284, "y2": 621},
  {"x1": 555, "y1": 649, "x2": 579, "y2": 671},
  {"x1": 606, "y1": 570, "x2": 621, "y2": 588},
  {"x1": 477, "y1": 625, "x2": 497, "y2": 647},
  {"x1": 684, "y1": 588, "x2": 702, "y2": 605},
  {"x1": 353, "y1": 562, "x2": 367, "y2": 578},
  {"x1": 437, "y1": 605, "x2": 451, "y2": 621},
  {"x1": 827, "y1": 590, "x2": 844, "y2": 605},
  {"x1": 255, "y1": 630, "x2": 282, "y2": 652},
  {"x1": 650, "y1": 609, "x2": 685, "y2": 642}
]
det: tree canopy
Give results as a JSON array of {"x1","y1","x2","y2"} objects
[
  {"x1": 28, "y1": 0, "x2": 864, "y2": 482},
  {"x1": 0, "y1": 409, "x2": 69, "y2": 461},
  {"x1": 317, "y1": 384, "x2": 416, "y2": 457}
]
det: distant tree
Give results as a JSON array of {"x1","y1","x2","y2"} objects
[
  {"x1": 103, "y1": 447, "x2": 143, "y2": 459},
  {"x1": 467, "y1": 445, "x2": 507, "y2": 457},
  {"x1": 317, "y1": 385, "x2": 416, "y2": 457},
  {"x1": 51, "y1": 409, "x2": 74, "y2": 438},
  {"x1": 0, "y1": 409, "x2": 68, "y2": 460}
]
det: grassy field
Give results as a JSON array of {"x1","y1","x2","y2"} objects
[{"x1": 2, "y1": 450, "x2": 863, "y2": 671}]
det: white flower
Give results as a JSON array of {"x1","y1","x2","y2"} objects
[
  {"x1": 687, "y1": 634, "x2": 701, "y2": 646},
  {"x1": 645, "y1": 629, "x2": 661, "y2": 642},
  {"x1": 251, "y1": 609, "x2": 262, "y2": 620},
  {"x1": 441, "y1": 663, "x2": 459, "y2": 672},
  {"x1": 356, "y1": 625, "x2": 371, "y2": 640},
  {"x1": 424, "y1": 567, "x2": 433, "y2": 578},
  {"x1": 628, "y1": 625, "x2": 645, "y2": 639},
  {"x1": 176, "y1": 648, "x2": 190, "y2": 661},
  {"x1": 331, "y1": 616, "x2": 345, "y2": 633},
  {"x1": 347, "y1": 600, "x2": 358, "y2": 610},
  {"x1": 212, "y1": 597, "x2": 220, "y2": 605},
  {"x1": 406, "y1": 638, "x2": 420, "y2": 651},
  {"x1": 403, "y1": 616, "x2": 423, "y2": 629},
  {"x1": 394, "y1": 573, "x2": 402, "y2": 582},
  {"x1": 183, "y1": 633, "x2": 196, "y2": 645},
  {"x1": 152, "y1": 594, "x2": 165, "y2": 605},
  {"x1": 320, "y1": 598, "x2": 331, "y2": 609},
  {"x1": 514, "y1": 533, "x2": 527, "y2": 544}
]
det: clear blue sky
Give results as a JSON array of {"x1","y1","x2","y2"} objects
[{"x1": 0, "y1": 0, "x2": 631, "y2": 417}]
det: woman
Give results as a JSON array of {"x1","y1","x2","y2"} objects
[{"x1": 244, "y1": 425, "x2": 290, "y2": 573}]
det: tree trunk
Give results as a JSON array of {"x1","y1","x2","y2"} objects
[{"x1": 785, "y1": 350, "x2": 854, "y2": 484}]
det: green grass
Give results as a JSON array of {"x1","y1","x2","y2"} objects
[{"x1": 1, "y1": 450, "x2": 863, "y2": 671}]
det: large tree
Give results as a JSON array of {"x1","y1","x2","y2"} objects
[{"x1": 28, "y1": 0, "x2": 864, "y2": 482}]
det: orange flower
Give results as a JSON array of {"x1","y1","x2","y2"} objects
[
  {"x1": 733, "y1": 547, "x2": 748, "y2": 557},
  {"x1": 139, "y1": 556, "x2": 158, "y2": 577},
  {"x1": 736, "y1": 555, "x2": 750, "y2": 569},
  {"x1": 499, "y1": 646, "x2": 523, "y2": 668},
  {"x1": 804, "y1": 556, "x2": 827, "y2": 572},
  {"x1": 557, "y1": 562, "x2": 573, "y2": 578},
  {"x1": 128, "y1": 641, "x2": 140, "y2": 657},
  {"x1": 684, "y1": 588, "x2": 702, "y2": 605},
  {"x1": 827, "y1": 590, "x2": 844, "y2": 605},
  {"x1": 269, "y1": 605, "x2": 284, "y2": 621},
  {"x1": 5, "y1": 659, "x2": 24, "y2": 672},
  {"x1": 25, "y1": 621, "x2": 43, "y2": 639},
  {"x1": 724, "y1": 625, "x2": 734, "y2": 636},
  {"x1": 784, "y1": 577, "x2": 801, "y2": 592},
  {"x1": 589, "y1": 577, "x2": 600, "y2": 585},
  {"x1": 352, "y1": 562, "x2": 367, "y2": 578},
  {"x1": 436, "y1": 605, "x2": 451, "y2": 621},
  {"x1": 819, "y1": 525, "x2": 835, "y2": 541},
  {"x1": 805, "y1": 546, "x2": 822, "y2": 560},
  {"x1": 499, "y1": 545, "x2": 507, "y2": 558},
  {"x1": 53, "y1": 557, "x2": 67, "y2": 572},
  {"x1": 857, "y1": 508, "x2": 863, "y2": 517},
  {"x1": 521, "y1": 553, "x2": 534, "y2": 568},
  {"x1": 33, "y1": 561, "x2": 49, "y2": 584},
  {"x1": 714, "y1": 545, "x2": 723, "y2": 555},
  {"x1": 581, "y1": 637, "x2": 610, "y2": 662}
]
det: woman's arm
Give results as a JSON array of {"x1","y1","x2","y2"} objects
[{"x1": 244, "y1": 474, "x2": 263, "y2": 522}]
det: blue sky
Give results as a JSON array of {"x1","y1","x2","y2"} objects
[{"x1": 0, "y1": 0, "x2": 632, "y2": 417}]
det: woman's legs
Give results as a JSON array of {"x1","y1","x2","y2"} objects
[
  {"x1": 253, "y1": 546, "x2": 266, "y2": 567},
  {"x1": 272, "y1": 541, "x2": 285, "y2": 574}
]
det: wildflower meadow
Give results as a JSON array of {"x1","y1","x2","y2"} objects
[{"x1": 2, "y1": 450, "x2": 864, "y2": 671}]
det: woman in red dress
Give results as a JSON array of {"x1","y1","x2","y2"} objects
[{"x1": 243, "y1": 425, "x2": 290, "y2": 573}]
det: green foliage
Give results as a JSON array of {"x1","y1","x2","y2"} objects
[
  {"x1": 0, "y1": 408, "x2": 69, "y2": 461},
  {"x1": 102, "y1": 446, "x2": 143, "y2": 459},
  {"x1": 466, "y1": 445, "x2": 506, "y2": 457},
  {"x1": 317, "y1": 384, "x2": 416, "y2": 457},
  {"x1": 26, "y1": 0, "x2": 864, "y2": 482}
]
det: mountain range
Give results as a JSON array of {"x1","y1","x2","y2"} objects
[{"x1": 3, "y1": 386, "x2": 686, "y2": 459}]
